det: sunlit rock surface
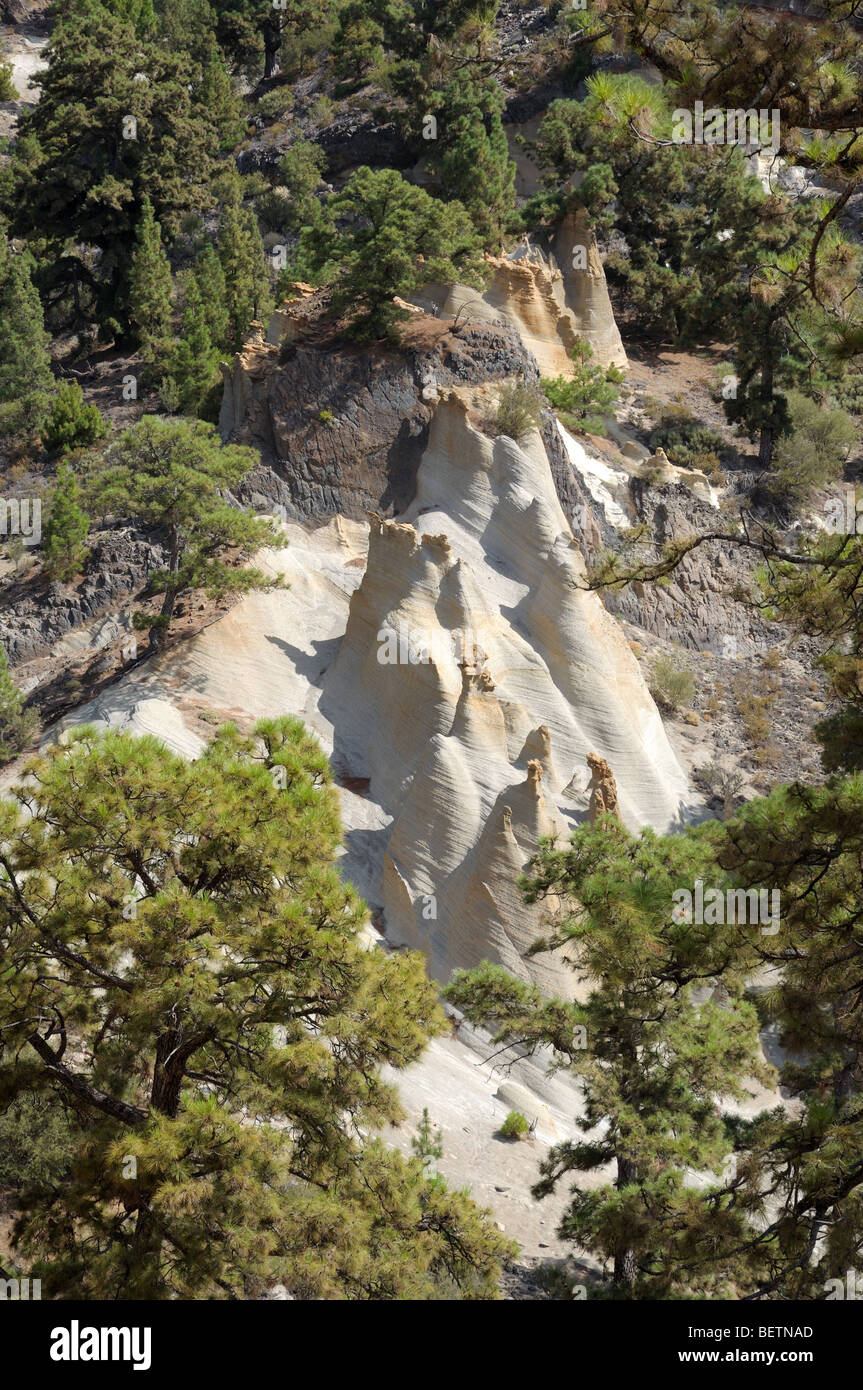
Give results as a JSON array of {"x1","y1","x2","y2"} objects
[
  {"x1": 413, "y1": 215, "x2": 626, "y2": 375},
  {"x1": 323, "y1": 390, "x2": 693, "y2": 985},
  {"x1": 53, "y1": 387, "x2": 695, "y2": 991}
]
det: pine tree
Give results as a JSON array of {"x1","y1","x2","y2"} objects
[
  {"x1": 193, "y1": 243, "x2": 230, "y2": 352},
  {"x1": 607, "y1": 0, "x2": 863, "y2": 142},
  {"x1": 0, "y1": 642, "x2": 38, "y2": 764},
  {"x1": 128, "y1": 196, "x2": 174, "y2": 367},
  {"x1": 411, "y1": 1108, "x2": 444, "y2": 1178},
  {"x1": 218, "y1": 199, "x2": 274, "y2": 350},
  {"x1": 212, "y1": 0, "x2": 331, "y2": 82},
  {"x1": 170, "y1": 276, "x2": 218, "y2": 415},
  {"x1": 430, "y1": 75, "x2": 515, "y2": 251},
  {"x1": 332, "y1": 0, "x2": 499, "y2": 81},
  {"x1": 43, "y1": 462, "x2": 90, "y2": 581},
  {"x1": 529, "y1": 86, "x2": 768, "y2": 344},
  {"x1": 0, "y1": 719, "x2": 512, "y2": 1298},
  {"x1": 199, "y1": 50, "x2": 245, "y2": 153},
  {"x1": 303, "y1": 166, "x2": 486, "y2": 340},
  {"x1": 87, "y1": 416, "x2": 287, "y2": 648},
  {"x1": 0, "y1": 60, "x2": 17, "y2": 101},
  {"x1": 43, "y1": 380, "x2": 106, "y2": 454},
  {"x1": 576, "y1": 438, "x2": 863, "y2": 1297},
  {"x1": 277, "y1": 139, "x2": 326, "y2": 234},
  {"x1": 102, "y1": 0, "x2": 156, "y2": 34},
  {"x1": 447, "y1": 817, "x2": 768, "y2": 1297},
  {"x1": 156, "y1": 0, "x2": 217, "y2": 69},
  {"x1": 542, "y1": 340, "x2": 624, "y2": 436},
  {"x1": 12, "y1": 4, "x2": 217, "y2": 330},
  {"x1": 719, "y1": 201, "x2": 851, "y2": 469},
  {"x1": 0, "y1": 233, "x2": 53, "y2": 438},
  {"x1": 710, "y1": 776, "x2": 863, "y2": 1297},
  {"x1": 529, "y1": 75, "x2": 861, "y2": 463}
]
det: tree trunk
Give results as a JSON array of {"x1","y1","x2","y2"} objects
[
  {"x1": 613, "y1": 1154, "x2": 639, "y2": 1290},
  {"x1": 151, "y1": 1028, "x2": 185, "y2": 1118},
  {"x1": 614, "y1": 1247, "x2": 638, "y2": 1287},
  {"x1": 262, "y1": 19, "x2": 280, "y2": 80},
  {"x1": 130, "y1": 1207, "x2": 164, "y2": 1297},
  {"x1": 149, "y1": 526, "x2": 181, "y2": 652},
  {"x1": 151, "y1": 1026, "x2": 214, "y2": 1119},
  {"x1": 148, "y1": 586, "x2": 178, "y2": 652},
  {"x1": 130, "y1": 1025, "x2": 215, "y2": 1288},
  {"x1": 127, "y1": 1031, "x2": 186, "y2": 1296}
]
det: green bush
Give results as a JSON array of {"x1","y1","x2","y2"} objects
[
  {"x1": 309, "y1": 93, "x2": 335, "y2": 127},
  {"x1": 256, "y1": 85, "x2": 294, "y2": 125},
  {"x1": 495, "y1": 381, "x2": 544, "y2": 442},
  {"x1": 689, "y1": 450, "x2": 723, "y2": 480},
  {"x1": 769, "y1": 390, "x2": 857, "y2": 506},
  {"x1": 542, "y1": 340, "x2": 624, "y2": 436},
  {"x1": 43, "y1": 381, "x2": 106, "y2": 453},
  {"x1": 648, "y1": 649, "x2": 696, "y2": 714},
  {"x1": 500, "y1": 1110, "x2": 530, "y2": 1140},
  {"x1": 649, "y1": 414, "x2": 731, "y2": 470}
]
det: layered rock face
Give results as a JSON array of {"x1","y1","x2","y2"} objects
[
  {"x1": 551, "y1": 423, "x2": 787, "y2": 658},
  {"x1": 323, "y1": 391, "x2": 692, "y2": 989},
  {"x1": 0, "y1": 528, "x2": 162, "y2": 666},
  {"x1": 222, "y1": 320, "x2": 544, "y2": 522}
]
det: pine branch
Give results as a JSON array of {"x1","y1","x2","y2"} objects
[
  {"x1": 0, "y1": 853, "x2": 133, "y2": 993},
  {"x1": 25, "y1": 1031, "x2": 147, "y2": 1127}
]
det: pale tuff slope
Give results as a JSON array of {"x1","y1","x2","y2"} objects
[
  {"x1": 54, "y1": 386, "x2": 694, "y2": 993},
  {"x1": 324, "y1": 390, "x2": 691, "y2": 991}
]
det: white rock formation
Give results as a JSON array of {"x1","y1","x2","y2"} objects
[
  {"x1": 413, "y1": 215, "x2": 627, "y2": 377},
  {"x1": 642, "y1": 446, "x2": 718, "y2": 506},
  {"x1": 557, "y1": 421, "x2": 633, "y2": 530},
  {"x1": 494, "y1": 1081, "x2": 556, "y2": 1139},
  {"x1": 551, "y1": 209, "x2": 628, "y2": 369},
  {"x1": 48, "y1": 390, "x2": 695, "y2": 995},
  {"x1": 59, "y1": 697, "x2": 206, "y2": 760},
  {"x1": 324, "y1": 389, "x2": 693, "y2": 988},
  {"x1": 1, "y1": 34, "x2": 48, "y2": 103},
  {"x1": 558, "y1": 422, "x2": 720, "y2": 520}
]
